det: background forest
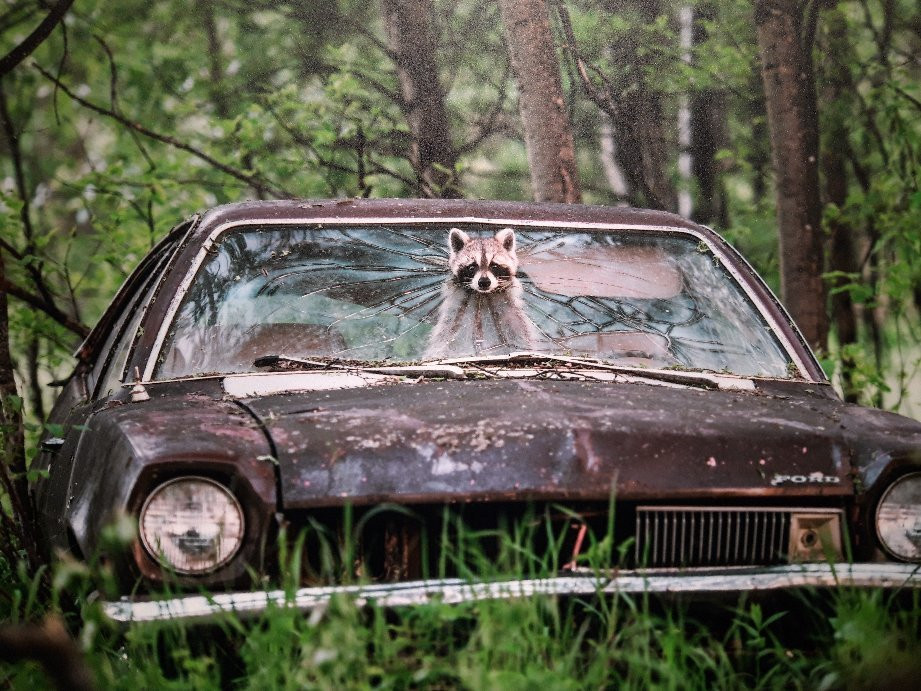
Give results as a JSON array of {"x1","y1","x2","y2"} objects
[
  {"x1": 1, "y1": 0, "x2": 920, "y2": 423},
  {"x1": 1, "y1": 0, "x2": 921, "y2": 686}
]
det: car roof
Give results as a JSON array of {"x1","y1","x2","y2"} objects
[{"x1": 191, "y1": 198, "x2": 706, "y2": 234}]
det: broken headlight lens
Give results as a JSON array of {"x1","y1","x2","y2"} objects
[
  {"x1": 876, "y1": 472, "x2": 921, "y2": 562},
  {"x1": 140, "y1": 477, "x2": 244, "y2": 574}
]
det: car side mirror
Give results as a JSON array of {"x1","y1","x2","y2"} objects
[{"x1": 40, "y1": 437, "x2": 65, "y2": 453}]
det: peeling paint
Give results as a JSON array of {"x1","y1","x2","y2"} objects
[{"x1": 36, "y1": 201, "x2": 921, "y2": 598}]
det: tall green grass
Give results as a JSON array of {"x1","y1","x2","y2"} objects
[{"x1": 2, "y1": 506, "x2": 921, "y2": 689}]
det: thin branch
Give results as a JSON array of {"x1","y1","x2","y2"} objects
[
  {"x1": 0, "y1": 0, "x2": 75, "y2": 77},
  {"x1": 0, "y1": 277, "x2": 89, "y2": 337},
  {"x1": 802, "y1": 0, "x2": 820, "y2": 52},
  {"x1": 440, "y1": 0, "x2": 495, "y2": 88},
  {"x1": 890, "y1": 83, "x2": 921, "y2": 113},
  {"x1": 93, "y1": 34, "x2": 119, "y2": 111},
  {"x1": 331, "y1": 12, "x2": 398, "y2": 64},
  {"x1": 455, "y1": 64, "x2": 513, "y2": 156},
  {"x1": 0, "y1": 79, "x2": 62, "y2": 314},
  {"x1": 0, "y1": 84, "x2": 36, "y2": 248},
  {"x1": 60, "y1": 227, "x2": 83, "y2": 324},
  {"x1": 851, "y1": 86, "x2": 891, "y2": 167},
  {"x1": 880, "y1": 0, "x2": 895, "y2": 67},
  {"x1": 92, "y1": 34, "x2": 155, "y2": 168},
  {"x1": 857, "y1": 0, "x2": 891, "y2": 70},
  {"x1": 33, "y1": 63, "x2": 294, "y2": 198},
  {"x1": 846, "y1": 146, "x2": 871, "y2": 194},
  {"x1": 310, "y1": 142, "x2": 416, "y2": 190},
  {"x1": 0, "y1": 237, "x2": 24, "y2": 261},
  {"x1": 51, "y1": 17, "x2": 68, "y2": 126},
  {"x1": 0, "y1": 5, "x2": 36, "y2": 36},
  {"x1": 26, "y1": 336, "x2": 45, "y2": 421},
  {"x1": 313, "y1": 61, "x2": 405, "y2": 109},
  {"x1": 0, "y1": 248, "x2": 46, "y2": 575},
  {"x1": 553, "y1": 0, "x2": 620, "y2": 120},
  {"x1": 264, "y1": 102, "x2": 417, "y2": 188}
]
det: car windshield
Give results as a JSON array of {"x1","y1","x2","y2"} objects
[{"x1": 155, "y1": 224, "x2": 793, "y2": 379}]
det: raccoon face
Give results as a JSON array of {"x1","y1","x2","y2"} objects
[{"x1": 448, "y1": 228, "x2": 518, "y2": 294}]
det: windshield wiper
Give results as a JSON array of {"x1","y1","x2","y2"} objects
[
  {"x1": 253, "y1": 354, "x2": 466, "y2": 380},
  {"x1": 429, "y1": 351, "x2": 754, "y2": 391}
]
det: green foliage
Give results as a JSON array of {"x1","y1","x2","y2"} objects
[
  {"x1": 818, "y1": 17, "x2": 921, "y2": 410},
  {"x1": 3, "y1": 519, "x2": 921, "y2": 689},
  {"x1": 818, "y1": 590, "x2": 921, "y2": 689},
  {"x1": 0, "y1": 0, "x2": 918, "y2": 418}
]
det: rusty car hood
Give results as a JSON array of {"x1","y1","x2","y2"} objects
[{"x1": 238, "y1": 378, "x2": 874, "y2": 508}]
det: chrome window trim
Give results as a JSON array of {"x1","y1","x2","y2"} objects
[{"x1": 141, "y1": 216, "x2": 814, "y2": 382}]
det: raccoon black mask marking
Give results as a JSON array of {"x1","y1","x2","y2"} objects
[{"x1": 448, "y1": 227, "x2": 518, "y2": 294}]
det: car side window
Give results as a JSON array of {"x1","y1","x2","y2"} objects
[
  {"x1": 97, "y1": 274, "x2": 159, "y2": 396},
  {"x1": 95, "y1": 264, "x2": 164, "y2": 399},
  {"x1": 88, "y1": 290, "x2": 135, "y2": 397}
]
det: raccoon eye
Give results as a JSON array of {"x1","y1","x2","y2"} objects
[
  {"x1": 490, "y1": 263, "x2": 511, "y2": 279},
  {"x1": 458, "y1": 263, "x2": 477, "y2": 281}
]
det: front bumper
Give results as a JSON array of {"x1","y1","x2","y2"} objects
[{"x1": 103, "y1": 562, "x2": 921, "y2": 624}]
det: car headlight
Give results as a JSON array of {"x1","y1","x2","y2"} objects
[
  {"x1": 140, "y1": 476, "x2": 244, "y2": 574},
  {"x1": 876, "y1": 472, "x2": 921, "y2": 562}
]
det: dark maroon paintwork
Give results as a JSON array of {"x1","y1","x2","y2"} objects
[
  {"x1": 247, "y1": 380, "x2": 860, "y2": 506},
  {"x1": 33, "y1": 200, "x2": 921, "y2": 589}
]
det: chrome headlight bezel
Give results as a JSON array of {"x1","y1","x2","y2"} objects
[
  {"x1": 139, "y1": 476, "x2": 245, "y2": 575},
  {"x1": 875, "y1": 471, "x2": 921, "y2": 563}
]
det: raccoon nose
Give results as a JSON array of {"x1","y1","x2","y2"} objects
[{"x1": 478, "y1": 276, "x2": 492, "y2": 290}]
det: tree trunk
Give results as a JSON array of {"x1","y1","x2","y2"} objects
[
  {"x1": 0, "y1": 79, "x2": 49, "y2": 579},
  {"x1": 754, "y1": 0, "x2": 828, "y2": 351},
  {"x1": 689, "y1": 3, "x2": 729, "y2": 227},
  {"x1": 690, "y1": 90, "x2": 729, "y2": 227},
  {"x1": 820, "y1": 8, "x2": 859, "y2": 400},
  {"x1": 677, "y1": 5, "x2": 693, "y2": 218},
  {"x1": 599, "y1": 115, "x2": 629, "y2": 200},
  {"x1": 498, "y1": 0, "x2": 581, "y2": 204},
  {"x1": 747, "y1": 64, "x2": 771, "y2": 205},
  {"x1": 0, "y1": 242, "x2": 45, "y2": 575},
  {"x1": 381, "y1": 0, "x2": 459, "y2": 198},
  {"x1": 601, "y1": 0, "x2": 676, "y2": 212},
  {"x1": 198, "y1": 0, "x2": 230, "y2": 119},
  {"x1": 26, "y1": 336, "x2": 45, "y2": 421}
]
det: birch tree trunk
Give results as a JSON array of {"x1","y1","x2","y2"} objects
[
  {"x1": 599, "y1": 115, "x2": 629, "y2": 200},
  {"x1": 754, "y1": 0, "x2": 828, "y2": 350},
  {"x1": 381, "y1": 0, "x2": 459, "y2": 197},
  {"x1": 677, "y1": 4, "x2": 693, "y2": 219},
  {"x1": 498, "y1": 0, "x2": 581, "y2": 203}
]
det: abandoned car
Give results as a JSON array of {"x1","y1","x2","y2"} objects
[{"x1": 34, "y1": 199, "x2": 921, "y2": 623}]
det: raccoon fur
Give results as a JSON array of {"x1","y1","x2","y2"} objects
[{"x1": 424, "y1": 227, "x2": 537, "y2": 358}]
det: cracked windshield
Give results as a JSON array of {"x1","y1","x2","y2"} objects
[{"x1": 156, "y1": 225, "x2": 792, "y2": 379}]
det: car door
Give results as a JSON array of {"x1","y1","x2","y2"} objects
[{"x1": 34, "y1": 228, "x2": 186, "y2": 554}]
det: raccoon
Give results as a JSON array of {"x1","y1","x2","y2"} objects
[
  {"x1": 424, "y1": 227, "x2": 538, "y2": 358},
  {"x1": 449, "y1": 227, "x2": 519, "y2": 294}
]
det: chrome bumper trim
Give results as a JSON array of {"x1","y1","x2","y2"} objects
[{"x1": 103, "y1": 562, "x2": 921, "y2": 624}]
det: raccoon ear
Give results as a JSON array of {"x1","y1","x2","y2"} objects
[
  {"x1": 448, "y1": 228, "x2": 469, "y2": 254},
  {"x1": 495, "y1": 228, "x2": 516, "y2": 253}
]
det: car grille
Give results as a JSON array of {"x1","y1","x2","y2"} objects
[
  {"x1": 635, "y1": 506, "x2": 813, "y2": 567},
  {"x1": 282, "y1": 503, "x2": 843, "y2": 584}
]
